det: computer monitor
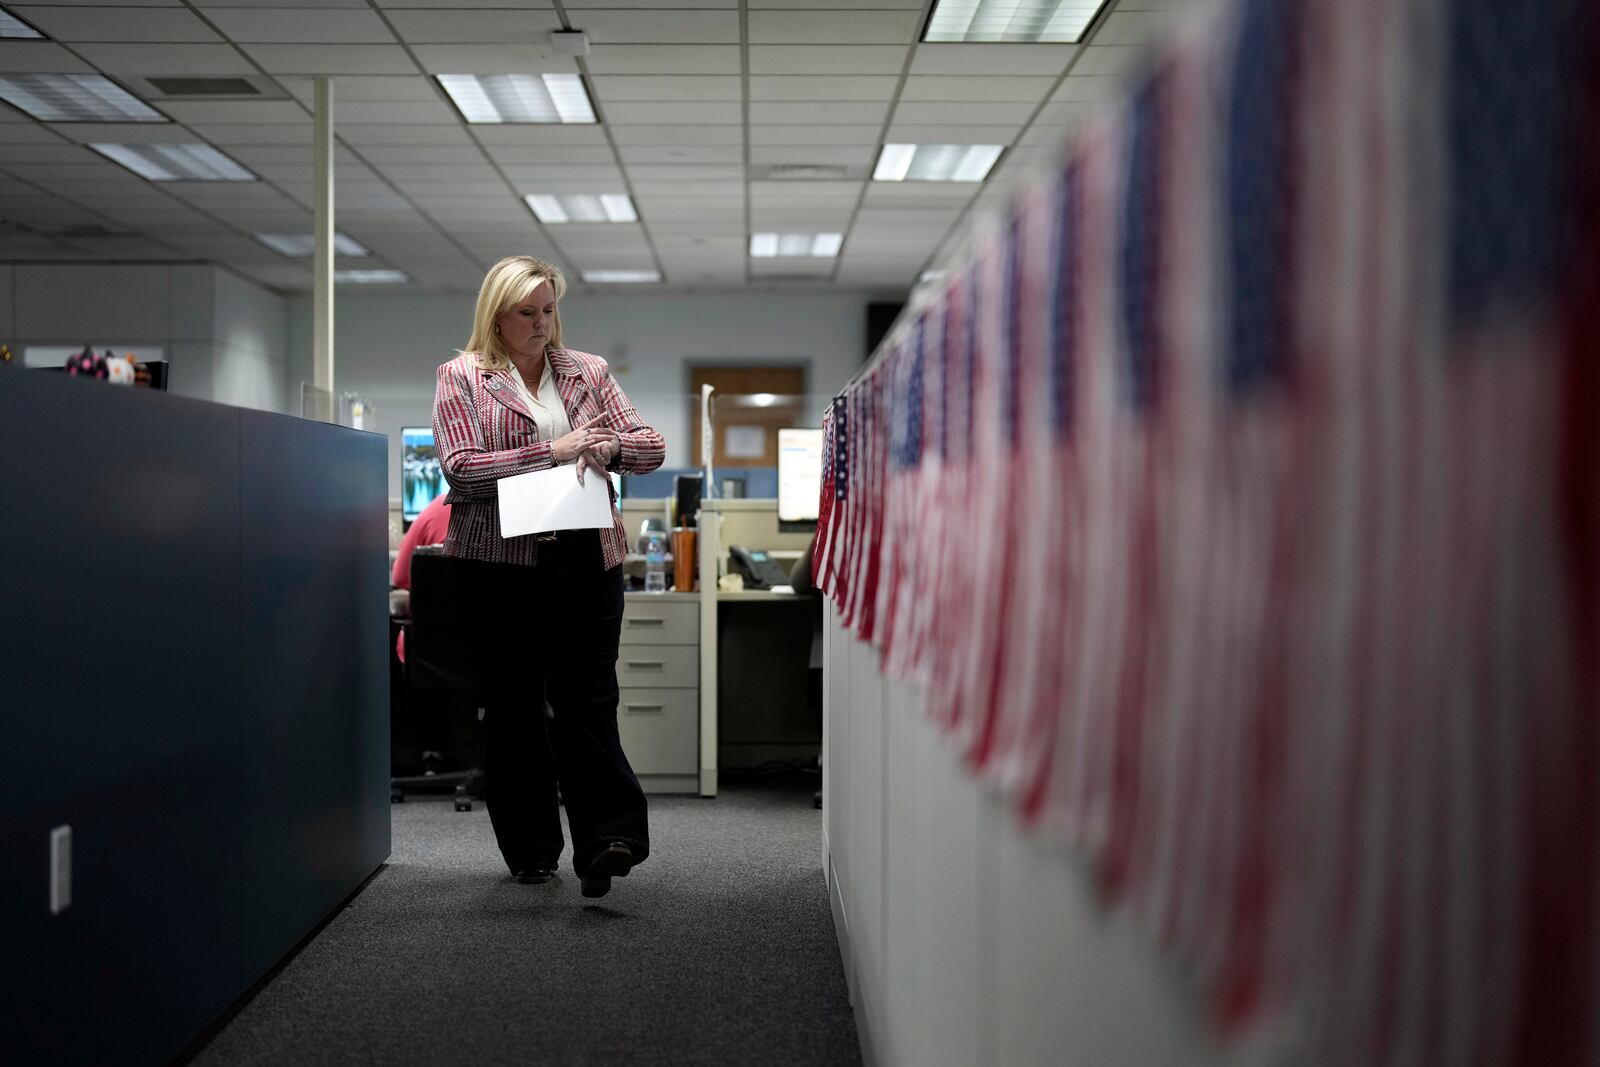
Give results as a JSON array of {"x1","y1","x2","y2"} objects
[
  {"x1": 777, "y1": 427, "x2": 824, "y2": 533},
  {"x1": 401, "y1": 427, "x2": 446, "y2": 524}
]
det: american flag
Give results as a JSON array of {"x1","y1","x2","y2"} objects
[{"x1": 816, "y1": 0, "x2": 1599, "y2": 1060}]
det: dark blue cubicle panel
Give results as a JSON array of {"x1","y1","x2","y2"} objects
[
  {"x1": 2, "y1": 370, "x2": 244, "y2": 1064},
  {"x1": 1, "y1": 370, "x2": 391, "y2": 1065},
  {"x1": 237, "y1": 410, "x2": 390, "y2": 979}
]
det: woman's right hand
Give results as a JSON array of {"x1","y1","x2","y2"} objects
[{"x1": 550, "y1": 415, "x2": 610, "y2": 464}]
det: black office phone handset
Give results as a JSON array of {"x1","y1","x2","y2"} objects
[{"x1": 728, "y1": 545, "x2": 790, "y2": 590}]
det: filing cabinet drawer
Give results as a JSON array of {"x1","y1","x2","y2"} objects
[
  {"x1": 620, "y1": 601, "x2": 699, "y2": 646},
  {"x1": 617, "y1": 688, "x2": 698, "y2": 775},
  {"x1": 615, "y1": 644, "x2": 698, "y2": 688}
]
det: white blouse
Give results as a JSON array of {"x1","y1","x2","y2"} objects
[{"x1": 509, "y1": 356, "x2": 573, "y2": 456}]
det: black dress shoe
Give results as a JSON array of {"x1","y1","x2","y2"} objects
[
  {"x1": 579, "y1": 842, "x2": 633, "y2": 898},
  {"x1": 513, "y1": 864, "x2": 557, "y2": 884}
]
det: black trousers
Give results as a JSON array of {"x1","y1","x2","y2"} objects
[{"x1": 452, "y1": 532, "x2": 649, "y2": 877}]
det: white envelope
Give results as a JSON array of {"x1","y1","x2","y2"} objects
[{"x1": 497, "y1": 465, "x2": 613, "y2": 538}]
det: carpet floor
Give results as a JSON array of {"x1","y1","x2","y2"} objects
[{"x1": 188, "y1": 773, "x2": 861, "y2": 1067}]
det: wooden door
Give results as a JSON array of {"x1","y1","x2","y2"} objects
[{"x1": 689, "y1": 365, "x2": 807, "y2": 468}]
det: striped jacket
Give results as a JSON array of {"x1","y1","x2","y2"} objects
[{"x1": 431, "y1": 347, "x2": 665, "y2": 569}]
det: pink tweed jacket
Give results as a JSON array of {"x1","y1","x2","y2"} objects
[{"x1": 431, "y1": 347, "x2": 665, "y2": 568}]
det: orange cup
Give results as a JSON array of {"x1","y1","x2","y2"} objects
[{"x1": 671, "y1": 528, "x2": 697, "y2": 592}]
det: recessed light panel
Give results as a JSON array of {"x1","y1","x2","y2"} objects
[
  {"x1": 255, "y1": 233, "x2": 370, "y2": 257},
  {"x1": 336, "y1": 270, "x2": 408, "y2": 284},
  {"x1": 90, "y1": 143, "x2": 255, "y2": 182},
  {"x1": 0, "y1": 74, "x2": 163, "y2": 122},
  {"x1": 874, "y1": 144, "x2": 1003, "y2": 182},
  {"x1": 582, "y1": 270, "x2": 662, "y2": 284},
  {"x1": 750, "y1": 233, "x2": 843, "y2": 259},
  {"x1": 437, "y1": 74, "x2": 596, "y2": 124},
  {"x1": 524, "y1": 193, "x2": 638, "y2": 224},
  {"x1": 0, "y1": 8, "x2": 43, "y2": 38},
  {"x1": 923, "y1": 0, "x2": 1111, "y2": 43}
]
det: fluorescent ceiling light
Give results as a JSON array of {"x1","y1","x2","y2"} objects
[
  {"x1": 0, "y1": 73, "x2": 163, "y2": 122},
  {"x1": 90, "y1": 142, "x2": 255, "y2": 182},
  {"x1": 874, "y1": 144, "x2": 1003, "y2": 183},
  {"x1": 924, "y1": 0, "x2": 1111, "y2": 42},
  {"x1": 582, "y1": 270, "x2": 661, "y2": 284},
  {"x1": 0, "y1": 9, "x2": 44, "y2": 38},
  {"x1": 335, "y1": 270, "x2": 408, "y2": 284},
  {"x1": 437, "y1": 73, "x2": 595, "y2": 124},
  {"x1": 750, "y1": 233, "x2": 843, "y2": 259},
  {"x1": 255, "y1": 232, "x2": 370, "y2": 257},
  {"x1": 524, "y1": 193, "x2": 637, "y2": 224},
  {"x1": 873, "y1": 143, "x2": 916, "y2": 182}
]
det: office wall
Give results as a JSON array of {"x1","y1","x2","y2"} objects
[
  {"x1": 286, "y1": 289, "x2": 875, "y2": 499},
  {"x1": 2, "y1": 262, "x2": 289, "y2": 412},
  {"x1": 824, "y1": 610, "x2": 1233, "y2": 1067},
  {"x1": 3, "y1": 370, "x2": 390, "y2": 1066}
]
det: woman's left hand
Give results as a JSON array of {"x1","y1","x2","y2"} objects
[{"x1": 574, "y1": 433, "x2": 618, "y2": 484}]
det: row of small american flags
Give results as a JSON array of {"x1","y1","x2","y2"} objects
[{"x1": 814, "y1": 0, "x2": 1597, "y2": 1062}]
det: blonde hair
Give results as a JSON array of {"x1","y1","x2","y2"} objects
[{"x1": 463, "y1": 255, "x2": 567, "y2": 371}]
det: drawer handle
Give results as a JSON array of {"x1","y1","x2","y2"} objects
[
  {"x1": 626, "y1": 618, "x2": 665, "y2": 627},
  {"x1": 624, "y1": 703, "x2": 665, "y2": 714},
  {"x1": 625, "y1": 660, "x2": 664, "y2": 670}
]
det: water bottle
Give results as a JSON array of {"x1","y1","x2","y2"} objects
[{"x1": 644, "y1": 532, "x2": 667, "y2": 593}]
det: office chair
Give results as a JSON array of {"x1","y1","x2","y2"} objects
[{"x1": 392, "y1": 547, "x2": 485, "y2": 812}]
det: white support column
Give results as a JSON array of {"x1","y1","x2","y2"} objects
[{"x1": 312, "y1": 76, "x2": 335, "y2": 410}]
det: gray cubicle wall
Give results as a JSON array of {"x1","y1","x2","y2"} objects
[{"x1": 1, "y1": 369, "x2": 391, "y2": 1065}]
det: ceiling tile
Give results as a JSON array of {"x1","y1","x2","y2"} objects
[
  {"x1": 385, "y1": 8, "x2": 562, "y2": 43},
  {"x1": 0, "y1": 124, "x2": 72, "y2": 145},
  {"x1": 617, "y1": 144, "x2": 741, "y2": 164},
  {"x1": 883, "y1": 122, "x2": 1023, "y2": 144},
  {"x1": 748, "y1": 125, "x2": 882, "y2": 145},
  {"x1": 469, "y1": 125, "x2": 611, "y2": 145},
  {"x1": 910, "y1": 44, "x2": 1076, "y2": 76},
  {"x1": 749, "y1": 101, "x2": 889, "y2": 125},
  {"x1": 608, "y1": 124, "x2": 744, "y2": 146},
  {"x1": 601, "y1": 102, "x2": 741, "y2": 126},
  {"x1": 240, "y1": 44, "x2": 421, "y2": 74},
  {"x1": 330, "y1": 101, "x2": 459, "y2": 124},
  {"x1": 748, "y1": 0, "x2": 919, "y2": 6},
  {"x1": 623, "y1": 163, "x2": 743, "y2": 184},
  {"x1": 203, "y1": 7, "x2": 396, "y2": 42},
  {"x1": 11, "y1": 6, "x2": 221, "y2": 42},
  {"x1": 748, "y1": 76, "x2": 899, "y2": 102},
  {"x1": 582, "y1": 45, "x2": 740, "y2": 75},
  {"x1": 191, "y1": 124, "x2": 319, "y2": 146},
  {"x1": 280, "y1": 76, "x2": 441, "y2": 102},
  {"x1": 589, "y1": 76, "x2": 741, "y2": 103},
  {"x1": 484, "y1": 144, "x2": 618, "y2": 163},
  {"x1": 579, "y1": 10, "x2": 740, "y2": 44},
  {"x1": 1029, "y1": 101, "x2": 1098, "y2": 126},
  {"x1": 749, "y1": 144, "x2": 876, "y2": 166},
  {"x1": 156, "y1": 100, "x2": 309, "y2": 125},
  {"x1": 899, "y1": 75, "x2": 1058, "y2": 102},
  {"x1": 748, "y1": 10, "x2": 919, "y2": 44},
  {"x1": 408, "y1": 44, "x2": 577, "y2": 74},
  {"x1": 890, "y1": 101, "x2": 1036, "y2": 126},
  {"x1": 748, "y1": 45, "x2": 908, "y2": 75},
  {"x1": 0, "y1": 42, "x2": 95, "y2": 72},
  {"x1": 499, "y1": 164, "x2": 625, "y2": 185},
  {"x1": 70, "y1": 42, "x2": 258, "y2": 76}
]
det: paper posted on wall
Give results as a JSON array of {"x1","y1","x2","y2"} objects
[{"x1": 497, "y1": 465, "x2": 612, "y2": 538}]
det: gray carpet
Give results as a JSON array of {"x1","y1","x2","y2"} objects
[{"x1": 190, "y1": 775, "x2": 861, "y2": 1067}]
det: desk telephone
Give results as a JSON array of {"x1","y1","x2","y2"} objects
[{"x1": 728, "y1": 545, "x2": 789, "y2": 590}]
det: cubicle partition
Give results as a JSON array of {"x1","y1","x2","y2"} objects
[{"x1": 2, "y1": 370, "x2": 391, "y2": 1065}]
